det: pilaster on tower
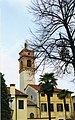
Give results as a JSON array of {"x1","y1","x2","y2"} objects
[{"x1": 18, "y1": 42, "x2": 35, "y2": 92}]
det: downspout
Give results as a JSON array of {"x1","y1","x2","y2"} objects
[
  {"x1": 70, "y1": 94, "x2": 73, "y2": 119},
  {"x1": 16, "y1": 96, "x2": 17, "y2": 120},
  {"x1": 37, "y1": 92, "x2": 39, "y2": 118},
  {"x1": 39, "y1": 92, "x2": 41, "y2": 118}
]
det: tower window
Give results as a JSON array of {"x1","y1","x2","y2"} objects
[
  {"x1": 20, "y1": 61, "x2": 23, "y2": 69},
  {"x1": 27, "y1": 60, "x2": 31, "y2": 67},
  {"x1": 28, "y1": 52, "x2": 30, "y2": 55}
]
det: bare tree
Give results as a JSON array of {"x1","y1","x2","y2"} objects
[{"x1": 30, "y1": 0, "x2": 75, "y2": 77}]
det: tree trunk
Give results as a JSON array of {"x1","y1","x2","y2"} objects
[
  {"x1": 64, "y1": 98, "x2": 66, "y2": 120},
  {"x1": 47, "y1": 95, "x2": 51, "y2": 120}
]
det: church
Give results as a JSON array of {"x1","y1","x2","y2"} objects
[{"x1": 8, "y1": 42, "x2": 74, "y2": 120}]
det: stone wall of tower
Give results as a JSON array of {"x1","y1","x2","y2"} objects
[
  {"x1": 18, "y1": 45, "x2": 35, "y2": 92},
  {"x1": 20, "y1": 70, "x2": 35, "y2": 92}
]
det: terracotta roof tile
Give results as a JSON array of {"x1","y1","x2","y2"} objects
[
  {"x1": 28, "y1": 84, "x2": 60, "y2": 92},
  {"x1": 7, "y1": 87, "x2": 28, "y2": 97},
  {"x1": 28, "y1": 84, "x2": 40, "y2": 91},
  {"x1": 28, "y1": 84, "x2": 72, "y2": 93}
]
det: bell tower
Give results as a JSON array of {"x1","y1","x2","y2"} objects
[{"x1": 18, "y1": 42, "x2": 35, "y2": 92}]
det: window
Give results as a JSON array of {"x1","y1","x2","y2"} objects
[
  {"x1": 73, "y1": 103, "x2": 75, "y2": 111},
  {"x1": 27, "y1": 60, "x2": 31, "y2": 67},
  {"x1": 41, "y1": 103, "x2": 47, "y2": 112},
  {"x1": 20, "y1": 61, "x2": 23, "y2": 69},
  {"x1": 57, "y1": 104, "x2": 63, "y2": 112},
  {"x1": 30, "y1": 113, "x2": 34, "y2": 118},
  {"x1": 50, "y1": 103, "x2": 54, "y2": 112},
  {"x1": 18, "y1": 100, "x2": 24, "y2": 109},
  {"x1": 57, "y1": 94, "x2": 59, "y2": 97},
  {"x1": 50, "y1": 93, "x2": 53, "y2": 97},
  {"x1": 28, "y1": 52, "x2": 30, "y2": 55},
  {"x1": 65, "y1": 104, "x2": 69, "y2": 111},
  {"x1": 41, "y1": 92, "x2": 45, "y2": 97},
  {"x1": 31, "y1": 95, "x2": 33, "y2": 100}
]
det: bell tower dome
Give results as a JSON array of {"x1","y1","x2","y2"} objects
[{"x1": 18, "y1": 42, "x2": 35, "y2": 92}]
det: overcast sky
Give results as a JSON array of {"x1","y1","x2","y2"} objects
[{"x1": 0, "y1": 0, "x2": 75, "y2": 95}]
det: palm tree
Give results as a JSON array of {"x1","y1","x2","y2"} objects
[
  {"x1": 58, "y1": 89, "x2": 69, "y2": 120},
  {"x1": 39, "y1": 73, "x2": 57, "y2": 120}
]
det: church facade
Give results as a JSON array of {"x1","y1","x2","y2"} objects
[
  {"x1": 8, "y1": 43, "x2": 75, "y2": 120},
  {"x1": 18, "y1": 43, "x2": 73, "y2": 120}
]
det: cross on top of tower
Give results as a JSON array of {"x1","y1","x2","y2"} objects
[{"x1": 24, "y1": 40, "x2": 28, "y2": 49}]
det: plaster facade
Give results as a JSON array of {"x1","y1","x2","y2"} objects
[
  {"x1": 71, "y1": 96, "x2": 75, "y2": 120},
  {"x1": 25, "y1": 84, "x2": 72, "y2": 120},
  {"x1": 8, "y1": 84, "x2": 28, "y2": 120}
]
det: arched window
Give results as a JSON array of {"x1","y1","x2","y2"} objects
[
  {"x1": 20, "y1": 61, "x2": 23, "y2": 69},
  {"x1": 30, "y1": 113, "x2": 34, "y2": 118},
  {"x1": 31, "y1": 95, "x2": 33, "y2": 100},
  {"x1": 27, "y1": 60, "x2": 31, "y2": 67}
]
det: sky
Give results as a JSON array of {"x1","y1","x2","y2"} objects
[{"x1": 0, "y1": 0, "x2": 75, "y2": 95}]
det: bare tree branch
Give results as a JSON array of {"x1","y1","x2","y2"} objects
[{"x1": 29, "y1": 0, "x2": 75, "y2": 77}]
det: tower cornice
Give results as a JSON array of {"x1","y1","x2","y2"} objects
[{"x1": 19, "y1": 67, "x2": 35, "y2": 73}]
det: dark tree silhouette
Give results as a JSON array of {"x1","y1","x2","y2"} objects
[
  {"x1": 30, "y1": 0, "x2": 75, "y2": 78},
  {"x1": 39, "y1": 73, "x2": 57, "y2": 120},
  {"x1": 0, "y1": 73, "x2": 11, "y2": 120}
]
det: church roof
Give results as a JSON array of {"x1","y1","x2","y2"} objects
[
  {"x1": 28, "y1": 84, "x2": 40, "y2": 91},
  {"x1": 19, "y1": 48, "x2": 33, "y2": 54},
  {"x1": 28, "y1": 84, "x2": 61, "y2": 92},
  {"x1": 28, "y1": 84, "x2": 73, "y2": 93}
]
